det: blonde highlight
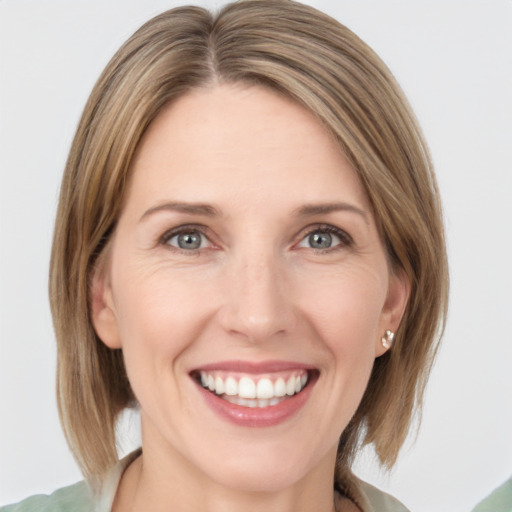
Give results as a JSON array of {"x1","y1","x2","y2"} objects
[{"x1": 49, "y1": 0, "x2": 448, "y2": 487}]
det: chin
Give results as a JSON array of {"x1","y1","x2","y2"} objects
[
  {"x1": 187, "y1": 435, "x2": 331, "y2": 494},
  {"x1": 205, "y1": 458, "x2": 309, "y2": 493}
]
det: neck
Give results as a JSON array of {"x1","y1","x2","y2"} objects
[{"x1": 113, "y1": 425, "x2": 339, "y2": 512}]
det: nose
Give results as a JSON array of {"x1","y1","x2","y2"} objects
[{"x1": 218, "y1": 251, "x2": 296, "y2": 343}]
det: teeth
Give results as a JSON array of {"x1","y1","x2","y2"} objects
[
  {"x1": 224, "y1": 376, "x2": 238, "y2": 396},
  {"x1": 286, "y1": 376, "x2": 296, "y2": 396},
  {"x1": 256, "y1": 378, "x2": 274, "y2": 399},
  {"x1": 223, "y1": 395, "x2": 288, "y2": 408},
  {"x1": 239, "y1": 377, "x2": 256, "y2": 399},
  {"x1": 198, "y1": 370, "x2": 309, "y2": 406},
  {"x1": 274, "y1": 378, "x2": 286, "y2": 397},
  {"x1": 214, "y1": 376, "x2": 224, "y2": 395}
]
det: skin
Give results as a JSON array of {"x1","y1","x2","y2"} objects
[{"x1": 91, "y1": 83, "x2": 409, "y2": 512}]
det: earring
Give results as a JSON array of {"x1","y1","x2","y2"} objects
[{"x1": 381, "y1": 329, "x2": 395, "y2": 349}]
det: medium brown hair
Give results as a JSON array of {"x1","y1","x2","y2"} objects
[{"x1": 50, "y1": 0, "x2": 448, "y2": 486}]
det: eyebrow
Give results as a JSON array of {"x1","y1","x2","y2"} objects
[
  {"x1": 140, "y1": 202, "x2": 220, "y2": 221},
  {"x1": 294, "y1": 202, "x2": 369, "y2": 223},
  {"x1": 140, "y1": 201, "x2": 368, "y2": 223}
]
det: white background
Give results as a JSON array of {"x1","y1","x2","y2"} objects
[{"x1": 1, "y1": 1, "x2": 511, "y2": 510}]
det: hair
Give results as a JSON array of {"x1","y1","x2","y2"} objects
[{"x1": 49, "y1": 0, "x2": 448, "y2": 488}]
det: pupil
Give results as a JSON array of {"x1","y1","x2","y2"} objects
[
  {"x1": 309, "y1": 232, "x2": 332, "y2": 249},
  {"x1": 178, "y1": 232, "x2": 201, "y2": 249}
]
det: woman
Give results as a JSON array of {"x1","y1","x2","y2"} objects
[{"x1": 1, "y1": 1, "x2": 448, "y2": 511}]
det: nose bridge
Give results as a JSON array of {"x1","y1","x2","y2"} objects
[{"x1": 221, "y1": 245, "x2": 294, "y2": 342}]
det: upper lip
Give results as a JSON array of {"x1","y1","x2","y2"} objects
[{"x1": 191, "y1": 360, "x2": 316, "y2": 374}]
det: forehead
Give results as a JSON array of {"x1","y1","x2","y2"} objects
[{"x1": 126, "y1": 83, "x2": 369, "y2": 214}]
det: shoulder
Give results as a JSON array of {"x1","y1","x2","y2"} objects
[
  {"x1": 1, "y1": 450, "x2": 142, "y2": 512},
  {"x1": 337, "y1": 469, "x2": 410, "y2": 512},
  {"x1": 355, "y1": 478, "x2": 410, "y2": 512},
  {"x1": 471, "y1": 476, "x2": 512, "y2": 512},
  {"x1": 0, "y1": 482, "x2": 94, "y2": 512}
]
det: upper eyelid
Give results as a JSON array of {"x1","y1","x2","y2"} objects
[
  {"x1": 297, "y1": 223, "x2": 353, "y2": 242},
  {"x1": 159, "y1": 224, "x2": 214, "y2": 244}
]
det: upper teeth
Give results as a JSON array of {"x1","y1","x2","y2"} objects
[{"x1": 199, "y1": 371, "x2": 308, "y2": 399}]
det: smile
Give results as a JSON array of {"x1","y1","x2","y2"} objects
[
  {"x1": 191, "y1": 362, "x2": 318, "y2": 427},
  {"x1": 197, "y1": 370, "x2": 309, "y2": 408}
]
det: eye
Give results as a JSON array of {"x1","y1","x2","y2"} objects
[
  {"x1": 297, "y1": 226, "x2": 351, "y2": 251},
  {"x1": 163, "y1": 228, "x2": 211, "y2": 251},
  {"x1": 306, "y1": 231, "x2": 335, "y2": 250}
]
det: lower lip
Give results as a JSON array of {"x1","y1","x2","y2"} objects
[{"x1": 195, "y1": 375, "x2": 316, "y2": 428}]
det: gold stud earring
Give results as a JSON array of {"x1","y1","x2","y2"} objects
[{"x1": 381, "y1": 330, "x2": 395, "y2": 349}]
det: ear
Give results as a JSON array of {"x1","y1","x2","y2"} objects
[
  {"x1": 375, "y1": 267, "x2": 410, "y2": 357},
  {"x1": 90, "y1": 255, "x2": 122, "y2": 349}
]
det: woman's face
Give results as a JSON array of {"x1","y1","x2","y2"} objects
[{"x1": 92, "y1": 84, "x2": 408, "y2": 492}]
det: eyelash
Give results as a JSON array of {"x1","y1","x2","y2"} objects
[
  {"x1": 299, "y1": 224, "x2": 353, "y2": 253},
  {"x1": 159, "y1": 224, "x2": 213, "y2": 254},
  {"x1": 158, "y1": 223, "x2": 353, "y2": 254}
]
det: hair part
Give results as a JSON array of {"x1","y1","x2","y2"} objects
[{"x1": 49, "y1": 0, "x2": 448, "y2": 487}]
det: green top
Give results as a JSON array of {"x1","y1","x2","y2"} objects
[
  {"x1": 471, "y1": 477, "x2": 512, "y2": 512},
  {"x1": 0, "y1": 452, "x2": 410, "y2": 512},
  {"x1": 0, "y1": 483, "x2": 92, "y2": 512}
]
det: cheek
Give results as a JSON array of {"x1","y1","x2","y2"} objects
[
  {"x1": 111, "y1": 263, "x2": 216, "y2": 362},
  {"x1": 298, "y1": 265, "x2": 387, "y2": 351},
  {"x1": 110, "y1": 266, "x2": 220, "y2": 415}
]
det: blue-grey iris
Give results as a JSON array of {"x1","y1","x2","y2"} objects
[
  {"x1": 308, "y1": 232, "x2": 332, "y2": 249},
  {"x1": 178, "y1": 232, "x2": 202, "y2": 249}
]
